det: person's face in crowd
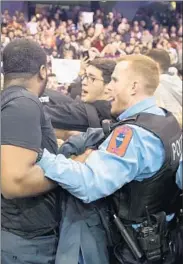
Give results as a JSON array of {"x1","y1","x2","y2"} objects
[
  {"x1": 170, "y1": 33, "x2": 177, "y2": 40},
  {"x1": 143, "y1": 30, "x2": 150, "y2": 35},
  {"x1": 31, "y1": 16, "x2": 37, "y2": 23},
  {"x1": 156, "y1": 43, "x2": 163, "y2": 49},
  {"x1": 120, "y1": 42, "x2": 126, "y2": 50},
  {"x1": 83, "y1": 39, "x2": 91, "y2": 50},
  {"x1": 1, "y1": 34, "x2": 6, "y2": 44},
  {"x1": 12, "y1": 16, "x2": 17, "y2": 22},
  {"x1": 54, "y1": 13, "x2": 60, "y2": 20},
  {"x1": 115, "y1": 34, "x2": 121, "y2": 42},
  {"x1": 119, "y1": 28, "x2": 126, "y2": 36},
  {"x1": 59, "y1": 84, "x2": 69, "y2": 95},
  {"x1": 59, "y1": 25, "x2": 66, "y2": 35},
  {"x1": 14, "y1": 29, "x2": 22, "y2": 37},
  {"x1": 8, "y1": 31, "x2": 14, "y2": 39},
  {"x1": 162, "y1": 28, "x2": 168, "y2": 34},
  {"x1": 109, "y1": 61, "x2": 137, "y2": 116},
  {"x1": 131, "y1": 32, "x2": 136, "y2": 38},
  {"x1": 107, "y1": 25, "x2": 113, "y2": 32},
  {"x1": 140, "y1": 20, "x2": 146, "y2": 28},
  {"x1": 134, "y1": 26, "x2": 140, "y2": 33},
  {"x1": 19, "y1": 12, "x2": 25, "y2": 22},
  {"x1": 153, "y1": 24, "x2": 159, "y2": 32},
  {"x1": 52, "y1": 50, "x2": 58, "y2": 58},
  {"x1": 82, "y1": 31, "x2": 87, "y2": 39},
  {"x1": 106, "y1": 38, "x2": 113, "y2": 44},
  {"x1": 67, "y1": 19, "x2": 73, "y2": 26},
  {"x1": 170, "y1": 26, "x2": 177, "y2": 33},
  {"x1": 133, "y1": 46, "x2": 141, "y2": 54},
  {"x1": 77, "y1": 32, "x2": 83, "y2": 40},
  {"x1": 162, "y1": 39, "x2": 168, "y2": 47},
  {"x1": 87, "y1": 27, "x2": 95, "y2": 37},
  {"x1": 88, "y1": 48, "x2": 100, "y2": 61},
  {"x1": 96, "y1": 9, "x2": 101, "y2": 16},
  {"x1": 178, "y1": 26, "x2": 182, "y2": 37},
  {"x1": 111, "y1": 32, "x2": 117, "y2": 39},
  {"x1": 64, "y1": 50, "x2": 74, "y2": 59},
  {"x1": 96, "y1": 18, "x2": 102, "y2": 24},
  {"x1": 64, "y1": 35, "x2": 71, "y2": 45},
  {"x1": 130, "y1": 38, "x2": 136, "y2": 46},
  {"x1": 125, "y1": 46, "x2": 133, "y2": 54},
  {"x1": 122, "y1": 18, "x2": 128, "y2": 24},
  {"x1": 78, "y1": 15, "x2": 84, "y2": 23},
  {"x1": 61, "y1": 21, "x2": 67, "y2": 28},
  {"x1": 166, "y1": 42, "x2": 172, "y2": 50},
  {"x1": 178, "y1": 37, "x2": 182, "y2": 45},
  {"x1": 108, "y1": 12, "x2": 114, "y2": 20},
  {"x1": 81, "y1": 65, "x2": 106, "y2": 103},
  {"x1": 133, "y1": 21, "x2": 139, "y2": 27},
  {"x1": 71, "y1": 35, "x2": 76, "y2": 42},
  {"x1": 50, "y1": 20, "x2": 56, "y2": 28},
  {"x1": 2, "y1": 27, "x2": 7, "y2": 35},
  {"x1": 99, "y1": 34, "x2": 105, "y2": 41},
  {"x1": 116, "y1": 13, "x2": 122, "y2": 20}
]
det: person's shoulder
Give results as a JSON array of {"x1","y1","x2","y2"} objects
[{"x1": 2, "y1": 87, "x2": 42, "y2": 110}]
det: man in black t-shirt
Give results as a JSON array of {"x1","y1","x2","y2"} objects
[{"x1": 1, "y1": 39, "x2": 59, "y2": 264}]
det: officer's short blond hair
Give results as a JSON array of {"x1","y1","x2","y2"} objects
[{"x1": 117, "y1": 55, "x2": 160, "y2": 95}]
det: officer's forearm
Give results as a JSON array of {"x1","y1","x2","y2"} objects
[{"x1": 7, "y1": 165, "x2": 56, "y2": 199}]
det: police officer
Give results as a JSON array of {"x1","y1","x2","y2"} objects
[{"x1": 37, "y1": 55, "x2": 182, "y2": 263}]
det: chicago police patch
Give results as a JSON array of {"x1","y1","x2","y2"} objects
[{"x1": 107, "y1": 125, "x2": 133, "y2": 157}]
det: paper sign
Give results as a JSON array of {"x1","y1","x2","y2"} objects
[
  {"x1": 81, "y1": 12, "x2": 94, "y2": 25},
  {"x1": 51, "y1": 58, "x2": 81, "y2": 84}
]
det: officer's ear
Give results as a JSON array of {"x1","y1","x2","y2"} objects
[{"x1": 131, "y1": 81, "x2": 138, "y2": 96}]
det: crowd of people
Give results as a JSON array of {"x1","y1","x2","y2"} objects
[
  {"x1": 1, "y1": 4, "x2": 182, "y2": 70},
  {"x1": 1, "y1": 3, "x2": 183, "y2": 264}
]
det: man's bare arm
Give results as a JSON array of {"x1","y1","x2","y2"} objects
[{"x1": 1, "y1": 145, "x2": 56, "y2": 199}]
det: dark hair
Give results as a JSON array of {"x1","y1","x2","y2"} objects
[
  {"x1": 146, "y1": 49, "x2": 171, "y2": 73},
  {"x1": 3, "y1": 38, "x2": 47, "y2": 79},
  {"x1": 89, "y1": 58, "x2": 116, "y2": 84}
]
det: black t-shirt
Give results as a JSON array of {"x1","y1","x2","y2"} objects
[{"x1": 1, "y1": 86, "x2": 60, "y2": 238}]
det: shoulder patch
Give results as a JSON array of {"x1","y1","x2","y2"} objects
[{"x1": 107, "y1": 125, "x2": 133, "y2": 157}]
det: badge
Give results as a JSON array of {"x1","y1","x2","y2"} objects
[{"x1": 107, "y1": 125, "x2": 133, "y2": 157}]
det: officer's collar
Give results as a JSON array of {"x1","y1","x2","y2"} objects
[{"x1": 118, "y1": 97, "x2": 156, "y2": 121}]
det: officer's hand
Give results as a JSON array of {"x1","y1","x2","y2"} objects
[{"x1": 72, "y1": 149, "x2": 93, "y2": 163}]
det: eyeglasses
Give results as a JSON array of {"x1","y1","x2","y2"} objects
[{"x1": 81, "y1": 73, "x2": 104, "y2": 83}]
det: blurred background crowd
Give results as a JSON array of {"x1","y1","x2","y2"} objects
[{"x1": 1, "y1": 1, "x2": 182, "y2": 93}]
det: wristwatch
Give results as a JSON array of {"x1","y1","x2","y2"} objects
[{"x1": 36, "y1": 149, "x2": 43, "y2": 162}]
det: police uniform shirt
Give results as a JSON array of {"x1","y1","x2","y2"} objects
[{"x1": 38, "y1": 97, "x2": 182, "y2": 204}]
